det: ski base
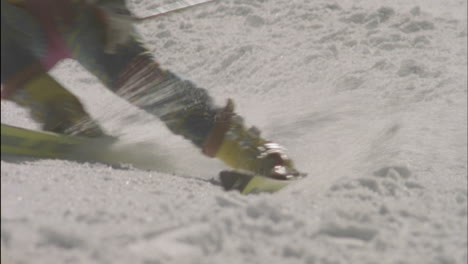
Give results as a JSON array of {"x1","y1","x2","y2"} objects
[{"x1": 219, "y1": 170, "x2": 304, "y2": 194}]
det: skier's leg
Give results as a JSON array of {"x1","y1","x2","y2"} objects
[
  {"x1": 3, "y1": 71, "x2": 106, "y2": 137},
  {"x1": 1, "y1": 1, "x2": 104, "y2": 137},
  {"x1": 63, "y1": 3, "x2": 218, "y2": 146},
  {"x1": 67, "y1": 3, "x2": 300, "y2": 177}
]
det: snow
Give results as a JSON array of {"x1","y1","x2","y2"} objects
[{"x1": 1, "y1": 0, "x2": 467, "y2": 263}]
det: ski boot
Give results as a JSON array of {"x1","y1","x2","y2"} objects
[
  {"x1": 5, "y1": 72, "x2": 107, "y2": 138},
  {"x1": 202, "y1": 99, "x2": 302, "y2": 181}
]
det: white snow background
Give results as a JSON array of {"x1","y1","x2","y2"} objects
[{"x1": 1, "y1": 0, "x2": 467, "y2": 263}]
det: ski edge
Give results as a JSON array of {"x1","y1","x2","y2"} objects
[{"x1": 219, "y1": 170, "x2": 305, "y2": 194}]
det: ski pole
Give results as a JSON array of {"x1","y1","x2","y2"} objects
[{"x1": 133, "y1": 0, "x2": 217, "y2": 22}]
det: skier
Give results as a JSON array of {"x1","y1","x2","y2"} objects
[{"x1": 1, "y1": 0, "x2": 301, "y2": 179}]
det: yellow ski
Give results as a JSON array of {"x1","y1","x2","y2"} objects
[{"x1": 1, "y1": 123, "x2": 114, "y2": 162}]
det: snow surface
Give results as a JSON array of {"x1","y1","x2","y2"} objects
[{"x1": 1, "y1": 0, "x2": 467, "y2": 263}]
